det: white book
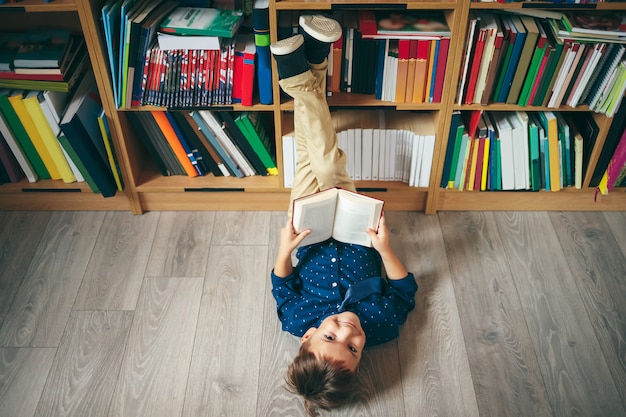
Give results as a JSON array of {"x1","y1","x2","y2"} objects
[
  {"x1": 0, "y1": 112, "x2": 37, "y2": 182},
  {"x1": 494, "y1": 112, "x2": 515, "y2": 190},
  {"x1": 360, "y1": 114, "x2": 377, "y2": 181},
  {"x1": 409, "y1": 133, "x2": 422, "y2": 187},
  {"x1": 281, "y1": 134, "x2": 295, "y2": 188},
  {"x1": 547, "y1": 43, "x2": 577, "y2": 108},
  {"x1": 568, "y1": 43, "x2": 604, "y2": 107},
  {"x1": 371, "y1": 128, "x2": 380, "y2": 180},
  {"x1": 353, "y1": 127, "x2": 362, "y2": 181},
  {"x1": 589, "y1": 45, "x2": 625, "y2": 109},
  {"x1": 379, "y1": 128, "x2": 387, "y2": 181},
  {"x1": 419, "y1": 131, "x2": 436, "y2": 188},
  {"x1": 508, "y1": 112, "x2": 528, "y2": 190},
  {"x1": 347, "y1": 128, "x2": 355, "y2": 180},
  {"x1": 402, "y1": 130, "x2": 412, "y2": 184},
  {"x1": 157, "y1": 32, "x2": 221, "y2": 50}
]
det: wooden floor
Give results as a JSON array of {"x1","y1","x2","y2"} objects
[{"x1": 0, "y1": 210, "x2": 625, "y2": 417}]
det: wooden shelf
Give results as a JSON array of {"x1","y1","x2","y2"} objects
[{"x1": 1, "y1": 0, "x2": 624, "y2": 214}]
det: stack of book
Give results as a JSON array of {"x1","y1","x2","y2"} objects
[
  {"x1": 457, "y1": 10, "x2": 626, "y2": 117},
  {"x1": 100, "y1": 1, "x2": 249, "y2": 109},
  {"x1": 0, "y1": 30, "x2": 89, "y2": 93},
  {"x1": 0, "y1": 72, "x2": 123, "y2": 196},
  {"x1": 282, "y1": 110, "x2": 437, "y2": 188},
  {"x1": 440, "y1": 109, "x2": 604, "y2": 193},
  {"x1": 127, "y1": 109, "x2": 277, "y2": 178}
]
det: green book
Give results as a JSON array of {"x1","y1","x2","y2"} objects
[
  {"x1": 160, "y1": 7, "x2": 243, "y2": 37},
  {"x1": 517, "y1": 20, "x2": 547, "y2": 106},
  {"x1": 447, "y1": 121, "x2": 465, "y2": 189},
  {"x1": 506, "y1": 15, "x2": 540, "y2": 104},
  {"x1": 534, "y1": 20, "x2": 566, "y2": 106},
  {"x1": 492, "y1": 16, "x2": 516, "y2": 102},
  {"x1": 0, "y1": 89, "x2": 50, "y2": 179},
  {"x1": 57, "y1": 134, "x2": 100, "y2": 194},
  {"x1": 528, "y1": 114, "x2": 541, "y2": 191},
  {"x1": 234, "y1": 112, "x2": 277, "y2": 175}
]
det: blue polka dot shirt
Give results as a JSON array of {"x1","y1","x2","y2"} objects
[{"x1": 271, "y1": 238, "x2": 417, "y2": 346}]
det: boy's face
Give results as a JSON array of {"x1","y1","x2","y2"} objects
[{"x1": 301, "y1": 312, "x2": 366, "y2": 372}]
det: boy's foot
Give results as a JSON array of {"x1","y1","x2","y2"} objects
[
  {"x1": 299, "y1": 15, "x2": 342, "y2": 64},
  {"x1": 270, "y1": 34, "x2": 308, "y2": 79}
]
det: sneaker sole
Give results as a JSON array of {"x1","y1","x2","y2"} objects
[
  {"x1": 299, "y1": 15, "x2": 342, "y2": 43},
  {"x1": 269, "y1": 34, "x2": 304, "y2": 55}
]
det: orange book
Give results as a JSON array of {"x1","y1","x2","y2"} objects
[
  {"x1": 411, "y1": 40, "x2": 430, "y2": 103},
  {"x1": 150, "y1": 111, "x2": 198, "y2": 177},
  {"x1": 425, "y1": 39, "x2": 437, "y2": 103},
  {"x1": 404, "y1": 40, "x2": 418, "y2": 103},
  {"x1": 394, "y1": 40, "x2": 410, "y2": 103},
  {"x1": 330, "y1": 37, "x2": 343, "y2": 93}
]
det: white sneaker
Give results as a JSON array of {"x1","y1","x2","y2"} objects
[
  {"x1": 269, "y1": 34, "x2": 304, "y2": 56},
  {"x1": 299, "y1": 15, "x2": 342, "y2": 43}
]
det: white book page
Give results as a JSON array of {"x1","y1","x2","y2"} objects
[
  {"x1": 332, "y1": 191, "x2": 382, "y2": 247},
  {"x1": 293, "y1": 190, "x2": 338, "y2": 246}
]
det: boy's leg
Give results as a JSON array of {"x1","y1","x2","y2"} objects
[{"x1": 271, "y1": 17, "x2": 355, "y2": 208}]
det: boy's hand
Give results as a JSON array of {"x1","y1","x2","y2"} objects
[
  {"x1": 279, "y1": 219, "x2": 310, "y2": 257},
  {"x1": 366, "y1": 213, "x2": 392, "y2": 256},
  {"x1": 274, "y1": 220, "x2": 310, "y2": 278}
]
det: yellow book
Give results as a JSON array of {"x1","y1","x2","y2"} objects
[
  {"x1": 542, "y1": 111, "x2": 561, "y2": 192},
  {"x1": 481, "y1": 137, "x2": 490, "y2": 191},
  {"x1": 9, "y1": 91, "x2": 61, "y2": 180},
  {"x1": 424, "y1": 39, "x2": 437, "y2": 103},
  {"x1": 97, "y1": 111, "x2": 124, "y2": 191},
  {"x1": 23, "y1": 91, "x2": 76, "y2": 183},
  {"x1": 468, "y1": 138, "x2": 479, "y2": 191}
]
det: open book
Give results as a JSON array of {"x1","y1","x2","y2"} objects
[{"x1": 292, "y1": 187, "x2": 384, "y2": 247}]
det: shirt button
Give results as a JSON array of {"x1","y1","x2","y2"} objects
[
  {"x1": 331, "y1": 257, "x2": 337, "y2": 262},
  {"x1": 331, "y1": 282, "x2": 337, "y2": 287}
]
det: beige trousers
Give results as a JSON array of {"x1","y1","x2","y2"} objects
[{"x1": 279, "y1": 60, "x2": 356, "y2": 210}]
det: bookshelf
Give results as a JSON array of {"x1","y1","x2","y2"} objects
[{"x1": 0, "y1": 0, "x2": 624, "y2": 214}]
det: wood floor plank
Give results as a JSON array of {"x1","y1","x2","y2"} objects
[
  {"x1": 73, "y1": 212, "x2": 160, "y2": 310},
  {"x1": 210, "y1": 211, "x2": 271, "y2": 246},
  {"x1": 438, "y1": 211, "x2": 552, "y2": 417},
  {"x1": 108, "y1": 277, "x2": 203, "y2": 417},
  {"x1": 257, "y1": 212, "x2": 304, "y2": 417},
  {"x1": 0, "y1": 211, "x2": 51, "y2": 327},
  {"x1": 0, "y1": 348, "x2": 56, "y2": 417},
  {"x1": 145, "y1": 211, "x2": 215, "y2": 278},
  {"x1": 0, "y1": 212, "x2": 106, "y2": 347},
  {"x1": 388, "y1": 212, "x2": 479, "y2": 417},
  {"x1": 496, "y1": 211, "x2": 625, "y2": 416},
  {"x1": 603, "y1": 211, "x2": 626, "y2": 258},
  {"x1": 549, "y1": 211, "x2": 626, "y2": 411},
  {"x1": 33, "y1": 311, "x2": 133, "y2": 417},
  {"x1": 183, "y1": 245, "x2": 268, "y2": 417}
]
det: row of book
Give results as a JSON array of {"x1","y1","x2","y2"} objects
[
  {"x1": 276, "y1": 10, "x2": 451, "y2": 103},
  {"x1": 137, "y1": 34, "x2": 256, "y2": 108},
  {"x1": 127, "y1": 109, "x2": 276, "y2": 178},
  {"x1": 100, "y1": 0, "x2": 273, "y2": 109},
  {"x1": 0, "y1": 72, "x2": 123, "y2": 197},
  {"x1": 282, "y1": 110, "x2": 437, "y2": 188},
  {"x1": 441, "y1": 109, "x2": 606, "y2": 193},
  {"x1": 458, "y1": 10, "x2": 626, "y2": 117},
  {"x1": 0, "y1": 30, "x2": 90, "y2": 93}
]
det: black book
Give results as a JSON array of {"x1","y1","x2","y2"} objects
[
  {"x1": 171, "y1": 111, "x2": 223, "y2": 177},
  {"x1": 127, "y1": 111, "x2": 170, "y2": 176},
  {"x1": 217, "y1": 111, "x2": 268, "y2": 176},
  {"x1": 589, "y1": 103, "x2": 626, "y2": 187}
]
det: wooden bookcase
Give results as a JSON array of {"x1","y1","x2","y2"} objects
[{"x1": 0, "y1": 0, "x2": 624, "y2": 214}]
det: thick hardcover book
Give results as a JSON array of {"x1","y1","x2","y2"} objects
[
  {"x1": 0, "y1": 89, "x2": 48, "y2": 179},
  {"x1": 232, "y1": 34, "x2": 255, "y2": 106},
  {"x1": 440, "y1": 110, "x2": 461, "y2": 188},
  {"x1": 160, "y1": 7, "x2": 243, "y2": 37},
  {"x1": 252, "y1": 0, "x2": 272, "y2": 105},
  {"x1": 60, "y1": 108, "x2": 117, "y2": 197},
  {"x1": 23, "y1": 91, "x2": 76, "y2": 183},
  {"x1": 538, "y1": 111, "x2": 561, "y2": 192},
  {"x1": 126, "y1": 111, "x2": 171, "y2": 176},
  {"x1": 13, "y1": 29, "x2": 71, "y2": 69},
  {"x1": 8, "y1": 91, "x2": 61, "y2": 179},
  {"x1": 496, "y1": 15, "x2": 527, "y2": 103},
  {"x1": 235, "y1": 112, "x2": 277, "y2": 175},
  {"x1": 292, "y1": 187, "x2": 384, "y2": 248},
  {"x1": 506, "y1": 15, "x2": 539, "y2": 104},
  {"x1": 58, "y1": 134, "x2": 100, "y2": 192}
]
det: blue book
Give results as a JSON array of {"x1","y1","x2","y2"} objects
[
  {"x1": 375, "y1": 39, "x2": 387, "y2": 100},
  {"x1": 165, "y1": 111, "x2": 203, "y2": 176},
  {"x1": 429, "y1": 39, "x2": 439, "y2": 102},
  {"x1": 253, "y1": 0, "x2": 273, "y2": 105},
  {"x1": 497, "y1": 15, "x2": 527, "y2": 102},
  {"x1": 102, "y1": 0, "x2": 122, "y2": 108}
]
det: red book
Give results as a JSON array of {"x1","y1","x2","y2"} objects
[
  {"x1": 465, "y1": 25, "x2": 487, "y2": 104},
  {"x1": 0, "y1": 71, "x2": 64, "y2": 82},
  {"x1": 232, "y1": 35, "x2": 255, "y2": 106},
  {"x1": 433, "y1": 37, "x2": 450, "y2": 103}
]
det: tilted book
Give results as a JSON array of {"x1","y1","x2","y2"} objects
[
  {"x1": 160, "y1": 7, "x2": 243, "y2": 38},
  {"x1": 292, "y1": 187, "x2": 384, "y2": 248}
]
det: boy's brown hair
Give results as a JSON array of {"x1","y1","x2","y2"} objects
[{"x1": 285, "y1": 342, "x2": 358, "y2": 417}]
